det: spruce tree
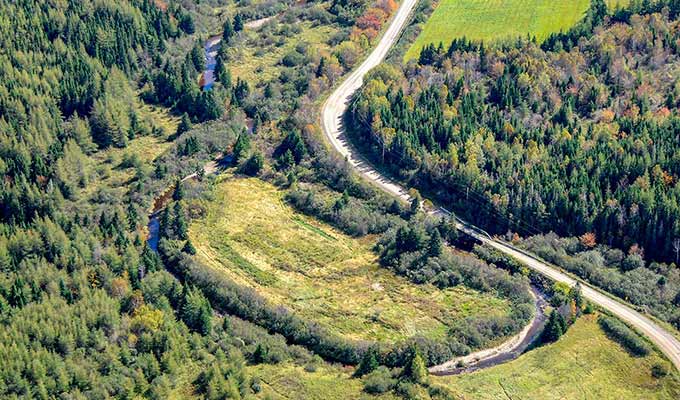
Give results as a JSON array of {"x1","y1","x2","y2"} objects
[
  {"x1": 428, "y1": 229, "x2": 443, "y2": 257},
  {"x1": 233, "y1": 13, "x2": 244, "y2": 32},
  {"x1": 233, "y1": 133, "x2": 251, "y2": 163},
  {"x1": 354, "y1": 347, "x2": 379, "y2": 377},
  {"x1": 182, "y1": 240, "x2": 196, "y2": 255},
  {"x1": 173, "y1": 202, "x2": 188, "y2": 240},
  {"x1": 222, "y1": 18, "x2": 234, "y2": 42},
  {"x1": 400, "y1": 346, "x2": 427, "y2": 384},
  {"x1": 541, "y1": 310, "x2": 567, "y2": 343},
  {"x1": 172, "y1": 179, "x2": 184, "y2": 201},
  {"x1": 176, "y1": 113, "x2": 192, "y2": 136}
]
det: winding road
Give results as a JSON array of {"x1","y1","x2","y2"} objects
[{"x1": 321, "y1": 0, "x2": 680, "y2": 372}]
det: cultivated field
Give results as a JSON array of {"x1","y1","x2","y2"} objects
[
  {"x1": 189, "y1": 176, "x2": 512, "y2": 343},
  {"x1": 405, "y1": 0, "x2": 623, "y2": 60},
  {"x1": 434, "y1": 314, "x2": 680, "y2": 399}
]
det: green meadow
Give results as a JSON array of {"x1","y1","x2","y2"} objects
[{"x1": 405, "y1": 0, "x2": 626, "y2": 60}]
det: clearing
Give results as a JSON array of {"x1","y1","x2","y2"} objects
[
  {"x1": 433, "y1": 314, "x2": 680, "y2": 399},
  {"x1": 405, "y1": 0, "x2": 624, "y2": 60},
  {"x1": 188, "y1": 176, "x2": 512, "y2": 343}
]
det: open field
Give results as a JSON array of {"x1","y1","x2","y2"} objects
[
  {"x1": 77, "y1": 100, "x2": 177, "y2": 203},
  {"x1": 230, "y1": 20, "x2": 338, "y2": 85},
  {"x1": 405, "y1": 0, "x2": 624, "y2": 60},
  {"x1": 189, "y1": 176, "x2": 512, "y2": 343},
  {"x1": 434, "y1": 314, "x2": 680, "y2": 399},
  {"x1": 248, "y1": 363, "x2": 399, "y2": 400}
]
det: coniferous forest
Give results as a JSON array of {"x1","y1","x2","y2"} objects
[
  {"x1": 350, "y1": 1, "x2": 680, "y2": 264},
  {"x1": 3, "y1": 0, "x2": 680, "y2": 398}
]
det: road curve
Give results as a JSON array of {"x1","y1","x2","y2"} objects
[{"x1": 320, "y1": 0, "x2": 680, "y2": 372}]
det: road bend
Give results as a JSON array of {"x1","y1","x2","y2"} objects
[{"x1": 320, "y1": 0, "x2": 680, "y2": 371}]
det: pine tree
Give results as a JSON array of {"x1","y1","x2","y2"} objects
[
  {"x1": 541, "y1": 310, "x2": 567, "y2": 343},
  {"x1": 173, "y1": 202, "x2": 188, "y2": 240},
  {"x1": 182, "y1": 240, "x2": 196, "y2": 255},
  {"x1": 233, "y1": 13, "x2": 244, "y2": 32},
  {"x1": 410, "y1": 194, "x2": 421, "y2": 215},
  {"x1": 233, "y1": 133, "x2": 251, "y2": 163},
  {"x1": 354, "y1": 347, "x2": 379, "y2": 377},
  {"x1": 173, "y1": 179, "x2": 184, "y2": 201},
  {"x1": 400, "y1": 346, "x2": 427, "y2": 384},
  {"x1": 252, "y1": 344, "x2": 268, "y2": 364},
  {"x1": 176, "y1": 113, "x2": 192, "y2": 137},
  {"x1": 428, "y1": 229, "x2": 443, "y2": 257},
  {"x1": 222, "y1": 18, "x2": 234, "y2": 42}
]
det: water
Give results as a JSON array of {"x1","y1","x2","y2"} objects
[
  {"x1": 148, "y1": 213, "x2": 160, "y2": 251},
  {"x1": 202, "y1": 35, "x2": 222, "y2": 91}
]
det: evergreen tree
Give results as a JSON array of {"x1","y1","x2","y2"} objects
[
  {"x1": 541, "y1": 310, "x2": 567, "y2": 343},
  {"x1": 252, "y1": 344, "x2": 268, "y2": 364},
  {"x1": 190, "y1": 42, "x2": 206, "y2": 72},
  {"x1": 354, "y1": 347, "x2": 379, "y2": 377},
  {"x1": 400, "y1": 346, "x2": 427, "y2": 384},
  {"x1": 182, "y1": 240, "x2": 196, "y2": 255},
  {"x1": 428, "y1": 229, "x2": 443, "y2": 257},
  {"x1": 243, "y1": 152, "x2": 264, "y2": 176},
  {"x1": 173, "y1": 179, "x2": 185, "y2": 202},
  {"x1": 222, "y1": 18, "x2": 234, "y2": 42},
  {"x1": 234, "y1": 13, "x2": 244, "y2": 32},
  {"x1": 176, "y1": 113, "x2": 192, "y2": 137},
  {"x1": 173, "y1": 202, "x2": 188, "y2": 240},
  {"x1": 215, "y1": 57, "x2": 231, "y2": 88},
  {"x1": 233, "y1": 133, "x2": 251, "y2": 163}
]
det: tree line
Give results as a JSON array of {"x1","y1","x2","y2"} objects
[{"x1": 348, "y1": 1, "x2": 680, "y2": 264}]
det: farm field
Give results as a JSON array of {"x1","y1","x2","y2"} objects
[
  {"x1": 188, "y1": 176, "x2": 512, "y2": 343},
  {"x1": 405, "y1": 0, "x2": 624, "y2": 60},
  {"x1": 433, "y1": 314, "x2": 680, "y2": 399}
]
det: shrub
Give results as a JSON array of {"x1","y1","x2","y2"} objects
[
  {"x1": 651, "y1": 363, "x2": 669, "y2": 378},
  {"x1": 242, "y1": 152, "x2": 264, "y2": 176},
  {"x1": 362, "y1": 367, "x2": 395, "y2": 394},
  {"x1": 598, "y1": 316, "x2": 650, "y2": 356}
]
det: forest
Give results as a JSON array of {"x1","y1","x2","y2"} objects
[
  {"x1": 349, "y1": 0, "x2": 680, "y2": 266},
  {"x1": 0, "y1": 0, "x2": 461, "y2": 398},
  {"x1": 2, "y1": 0, "x2": 680, "y2": 398}
]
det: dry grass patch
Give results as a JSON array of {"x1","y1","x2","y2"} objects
[
  {"x1": 189, "y1": 176, "x2": 512, "y2": 343},
  {"x1": 434, "y1": 314, "x2": 680, "y2": 399}
]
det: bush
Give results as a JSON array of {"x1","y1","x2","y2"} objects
[
  {"x1": 598, "y1": 316, "x2": 650, "y2": 356},
  {"x1": 362, "y1": 367, "x2": 395, "y2": 394},
  {"x1": 651, "y1": 363, "x2": 669, "y2": 378},
  {"x1": 242, "y1": 152, "x2": 264, "y2": 176}
]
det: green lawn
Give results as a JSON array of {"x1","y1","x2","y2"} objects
[
  {"x1": 433, "y1": 314, "x2": 680, "y2": 399},
  {"x1": 405, "y1": 0, "x2": 624, "y2": 60},
  {"x1": 189, "y1": 176, "x2": 512, "y2": 343}
]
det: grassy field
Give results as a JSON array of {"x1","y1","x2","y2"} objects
[
  {"x1": 230, "y1": 20, "x2": 339, "y2": 85},
  {"x1": 76, "y1": 99, "x2": 176, "y2": 204},
  {"x1": 189, "y1": 176, "x2": 512, "y2": 343},
  {"x1": 433, "y1": 314, "x2": 680, "y2": 399},
  {"x1": 248, "y1": 363, "x2": 399, "y2": 400},
  {"x1": 405, "y1": 0, "x2": 624, "y2": 60}
]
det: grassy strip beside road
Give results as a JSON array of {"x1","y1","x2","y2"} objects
[{"x1": 434, "y1": 314, "x2": 680, "y2": 399}]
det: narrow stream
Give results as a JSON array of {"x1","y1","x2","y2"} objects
[{"x1": 201, "y1": 35, "x2": 222, "y2": 90}]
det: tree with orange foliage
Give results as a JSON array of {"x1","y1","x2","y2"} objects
[{"x1": 579, "y1": 232, "x2": 597, "y2": 248}]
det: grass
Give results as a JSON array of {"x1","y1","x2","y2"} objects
[
  {"x1": 230, "y1": 20, "x2": 339, "y2": 85},
  {"x1": 248, "y1": 363, "x2": 399, "y2": 400},
  {"x1": 189, "y1": 176, "x2": 512, "y2": 343},
  {"x1": 77, "y1": 99, "x2": 176, "y2": 203},
  {"x1": 405, "y1": 0, "x2": 626, "y2": 60},
  {"x1": 433, "y1": 314, "x2": 680, "y2": 399}
]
